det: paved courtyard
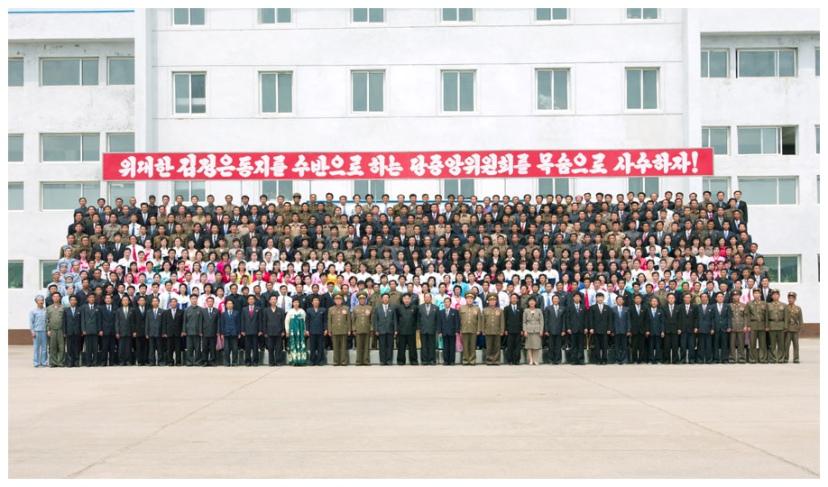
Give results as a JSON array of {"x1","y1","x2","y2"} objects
[{"x1": 8, "y1": 340, "x2": 820, "y2": 478}]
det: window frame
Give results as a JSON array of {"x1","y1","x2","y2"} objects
[
  {"x1": 40, "y1": 133, "x2": 100, "y2": 163},
  {"x1": 534, "y1": 8, "x2": 570, "y2": 23},
  {"x1": 106, "y1": 132, "x2": 135, "y2": 153},
  {"x1": 8, "y1": 260, "x2": 24, "y2": 289},
  {"x1": 8, "y1": 133, "x2": 24, "y2": 163},
  {"x1": 442, "y1": 179, "x2": 475, "y2": 198},
  {"x1": 736, "y1": 126, "x2": 797, "y2": 155},
  {"x1": 816, "y1": 47, "x2": 820, "y2": 77},
  {"x1": 736, "y1": 176, "x2": 799, "y2": 205},
  {"x1": 261, "y1": 180, "x2": 295, "y2": 200},
  {"x1": 9, "y1": 57, "x2": 24, "y2": 87},
  {"x1": 8, "y1": 181, "x2": 24, "y2": 211},
  {"x1": 440, "y1": 8, "x2": 475, "y2": 23},
  {"x1": 764, "y1": 255, "x2": 800, "y2": 283},
  {"x1": 534, "y1": 68, "x2": 571, "y2": 113},
  {"x1": 39, "y1": 57, "x2": 99, "y2": 86},
  {"x1": 172, "y1": 71, "x2": 207, "y2": 116},
  {"x1": 350, "y1": 69, "x2": 385, "y2": 114},
  {"x1": 172, "y1": 8, "x2": 206, "y2": 26},
  {"x1": 537, "y1": 177, "x2": 571, "y2": 196},
  {"x1": 625, "y1": 67, "x2": 660, "y2": 111},
  {"x1": 106, "y1": 56, "x2": 135, "y2": 85},
  {"x1": 440, "y1": 69, "x2": 477, "y2": 114},
  {"x1": 258, "y1": 8, "x2": 291, "y2": 24},
  {"x1": 628, "y1": 177, "x2": 660, "y2": 195},
  {"x1": 172, "y1": 181, "x2": 207, "y2": 201},
  {"x1": 625, "y1": 8, "x2": 660, "y2": 21},
  {"x1": 354, "y1": 179, "x2": 385, "y2": 197},
  {"x1": 40, "y1": 181, "x2": 100, "y2": 211},
  {"x1": 702, "y1": 176, "x2": 731, "y2": 196},
  {"x1": 351, "y1": 8, "x2": 385, "y2": 24},
  {"x1": 258, "y1": 71, "x2": 294, "y2": 115},
  {"x1": 701, "y1": 126, "x2": 730, "y2": 155},
  {"x1": 700, "y1": 48, "x2": 729, "y2": 78},
  {"x1": 736, "y1": 48, "x2": 798, "y2": 78}
]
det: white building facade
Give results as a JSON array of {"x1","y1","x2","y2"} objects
[{"x1": 7, "y1": 8, "x2": 821, "y2": 327}]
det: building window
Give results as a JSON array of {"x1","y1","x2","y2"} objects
[
  {"x1": 259, "y1": 8, "x2": 291, "y2": 24},
  {"x1": 107, "y1": 133, "x2": 135, "y2": 153},
  {"x1": 628, "y1": 177, "x2": 659, "y2": 195},
  {"x1": 536, "y1": 69, "x2": 569, "y2": 110},
  {"x1": 737, "y1": 177, "x2": 798, "y2": 205},
  {"x1": 764, "y1": 255, "x2": 800, "y2": 283},
  {"x1": 703, "y1": 177, "x2": 730, "y2": 196},
  {"x1": 626, "y1": 8, "x2": 658, "y2": 19},
  {"x1": 260, "y1": 72, "x2": 293, "y2": 113},
  {"x1": 352, "y1": 8, "x2": 384, "y2": 23},
  {"x1": 41, "y1": 133, "x2": 100, "y2": 162},
  {"x1": 701, "y1": 127, "x2": 729, "y2": 155},
  {"x1": 8, "y1": 134, "x2": 23, "y2": 162},
  {"x1": 108, "y1": 182, "x2": 135, "y2": 202},
  {"x1": 535, "y1": 8, "x2": 568, "y2": 21},
  {"x1": 9, "y1": 182, "x2": 24, "y2": 210},
  {"x1": 442, "y1": 8, "x2": 474, "y2": 22},
  {"x1": 701, "y1": 49, "x2": 728, "y2": 78},
  {"x1": 538, "y1": 178, "x2": 569, "y2": 196},
  {"x1": 443, "y1": 179, "x2": 475, "y2": 198},
  {"x1": 174, "y1": 72, "x2": 206, "y2": 114},
  {"x1": 816, "y1": 47, "x2": 820, "y2": 76},
  {"x1": 8, "y1": 261, "x2": 23, "y2": 289},
  {"x1": 442, "y1": 70, "x2": 475, "y2": 112},
  {"x1": 41, "y1": 182, "x2": 100, "y2": 210},
  {"x1": 41, "y1": 58, "x2": 98, "y2": 86},
  {"x1": 625, "y1": 68, "x2": 658, "y2": 109},
  {"x1": 40, "y1": 260, "x2": 59, "y2": 287},
  {"x1": 9, "y1": 58, "x2": 23, "y2": 86},
  {"x1": 737, "y1": 126, "x2": 796, "y2": 155},
  {"x1": 817, "y1": 125, "x2": 820, "y2": 154},
  {"x1": 173, "y1": 181, "x2": 206, "y2": 201},
  {"x1": 354, "y1": 179, "x2": 385, "y2": 197},
  {"x1": 737, "y1": 49, "x2": 796, "y2": 77},
  {"x1": 262, "y1": 180, "x2": 294, "y2": 199},
  {"x1": 107, "y1": 57, "x2": 134, "y2": 85},
  {"x1": 173, "y1": 8, "x2": 205, "y2": 25},
  {"x1": 352, "y1": 70, "x2": 384, "y2": 112}
]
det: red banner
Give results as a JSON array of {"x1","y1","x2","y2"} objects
[{"x1": 102, "y1": 148, "x2": 713, "y2": 181}]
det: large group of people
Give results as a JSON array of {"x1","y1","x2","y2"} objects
[{"x1": 28, "y1": 188, "x2": 805, "y2": 368}]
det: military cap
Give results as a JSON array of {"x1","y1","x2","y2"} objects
[
  {"x1": 465, "y1": 292, "x2": 475, "y2": 298},
  {"x1": 771, "y1": 289, "x2": 781, "y2": 296},
  {"x1": 486, "y1": 293, "x2": 498, "y2": 301},
  {"x1": 292, "y1": 192, "x2": 301, "y2": 198},
  {"x1": 788, "y1": 291, "x2": 797, "y2": 298},
  {"x1": 357, "y1": 292, "x2": 367, "y2": 299}
]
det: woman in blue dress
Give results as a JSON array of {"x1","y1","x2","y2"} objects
[{"x1": 285, "y1": 298, "x2": 308, "y2": 366}]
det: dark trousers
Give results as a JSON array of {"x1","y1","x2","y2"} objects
[
  {"x1": 630, "y1": 334, "x2": 645, "y2": 363},
  {"x1": 699, "y1": 332, "x2": 714, "y2": 363},
  {"x1": 680, "y1": 332, "x2": 696, "y2": 363},
  {"x1": 66, "y1": 334, "x2": 81, "y2": 366},
  {"x1": 614, "y1": 334, "x2": 628, "y2": 363},
  {"x1": 421, "y1": 333, "x2": 436, "y2": 364},
  {"x1": 397, "y1": 334, "x2": 417, "y2": 365},
  {"x1": 647, "y1": 334, "x2": 662, "y2": 363},
  {"x1": 118, "y1": 336, "x2": 132, "y2": 365},
  {"x1": 134, "y1": 337, "x2": 148, "y2": 365},
  {"x1": 83, "y1": 334, "x2": 97, "y2": 366},
  {"x1": 148, "y1": 337, "x2": 163, "y2": 365},
  {"x1": 548, "y1": 334, "x2": 563, "y2": 363},
  {"x1": 309, "y1": 334, "x2": 325, "y2": 365},
  {"x1": 714, "y1": 331, "x2": 729, "y2": 362},
  {"x1": 593, "y1": 333, "x2": 608, "y2": 364},
  {"x1": 567, "y1": 332, "x2": 584, "y2": 364},
  {"x1": 98, "y1": 334, "x2": 115, "y2": 365},
  {"x1": 186, "y1": 335, "x2": 201, "y2": 365},
  {"x1": 266, "y1": 335, "x2": 284, "y2": 365},
  {"x1": 505, "y1": 332, "x2": 522, "y2": 364},
  {"x1": 224, "y1": 335, "x2": 240, "y2": 365},
  {"x1": 378, "y1": 333, "x2": 394, "y2": 365},
  {"x1": 167, "y1": 335, "x2": 183, "y2": 365},
  {"x1": 663, "y1": 333, "x2": 680, "y2": 363},
  {"x1": 202, "y1": 336, "x2": 217, "y2": 365},
  {"x1": 442, "y1": 334, "x2": 456, "y2": 364},
  {"x1": 244, "y1": 334, "x2": 259, "y2": 365}
]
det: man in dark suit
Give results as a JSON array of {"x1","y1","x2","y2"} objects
[
  {"x1": 201, "y1": 296, "x2": 221, "y2": 366},
  {"x1": 241, "y1": 294, "x2": 262, "y2": 366},
  {"x1": 114, "y1": 295, "x2": 134, "y2": 365},
  {"x1": 697, "y1": 293, "x2": 715, "y2": 364},
  {"x1": 612, "y1": 296, "x2": 630, "y2": 364},
  {"x1": 305, "y1": 296, "x2": 328, "y2": 366},
  {"x1": 145, "y1": 296, "x2": 165, "y2": 366},
  {"x1": 628, "y1": 294, "x2": 647, "y2": 364},
  {"x1": 80, "y1": 293, "x2": 101, "y2": 367},
  {"x1": 543, "y1": 294, "x2": 565, "y2": 364},
  {"x1": 183, "y1": 295, "x2": 203, "y2": 366},
  {"x1": 503, "y1": 294, "x2": 523, "y2": 365},
  {"x1": 676, "y1": 293, "x2": 698, "y2": 364},
  {"x1": 132, "y1": 295, "x2": 149, "y2": 365},
  {"x1": 262, "y1": 295, "x2": 286, "y2": 366},
  {"x1": 711, "y1": 292, "x2": 732, "y2": 364},
  {"x1": 162, "y1": 298, "x2": 184, "y2": 366},
  {"x1": 565, "y1": 293, "x2": 587, "y2": 365},
  {"x1": 661, "y1": 293, "x2": 680, "y2": 364},
  {"x1": 437, "y1": 297, "x2": 459, "y2": 365},
  {"x1": 588, "y1": 292, "x2": 613, "y2": 365},
  {"x1": 417, "y1": 294, "x2": 439, "y2": 365},
  {"x1": 395, "y1": 294, "x2": 419, "y2": 365},
  {"x1": 645, "y1": 297, "x2": 665, "y2": 364},
  {"x1": 371, "y1": 293, "x2": 396, "y2": 365},
  {"x1": 64, "y1": 295, "x2": 82, "y2": 367}
]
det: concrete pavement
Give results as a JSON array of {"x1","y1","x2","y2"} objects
[{"x1": 8, "y1": 340, "x2": 820, "y2": 478}]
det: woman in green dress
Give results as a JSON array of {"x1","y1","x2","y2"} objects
[{"x1": 285, "y1": 298, "x2": 308, "y2": 366}]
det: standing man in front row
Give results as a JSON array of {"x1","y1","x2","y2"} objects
[
  {"x1": 766, "y1": 290, "x2": 786, "y2": 364},
  {"x1": 459, "y1": 292, "x2": 482, "y2": 365},
  {"x1": 80, "y1": 294, "x2": 100, "y2": 367},
  {"x1": 746, "y1": 289, "x2": 768, "y2": 364},
  {"x1": 241, "y1": 295, "x2": 262, "y2": 366},
  {"x1": 645, "y1": 296, "x2": 664, "y2": 364},
  {"x1": 503, "y1": 294, "x2": 523, "y2": 365},
  {"x1": 544, "y1": 294, "x2": 565, "y2": 364},
  {"x1": 64, "y1": 295, "x2": 82, "y2": 367},
  {"x1": 329, "y1": 293, "x2": 351, "y2": 366},
  {"x1": 46, "y1": 292, "x2": 66, "y2": 368},
  {"x1": 146, "y1": 297, "x2": 164, "y2": 366},
  {"x1": 783, "y1": 292, "x2": 802, "y2": 364},
  {"x1": 566, "y1": 293, "x2": 587, "y2": 365},
  {"x1": 262, "y1": 295, "x2": 286, "y2": 366},
  {"x1": 729, "y1": 292, "x2": 748, "y2": 363},
  {"x1": 183, "y1": 294, "x2": 203, "y2": 366},
  {"x1": 438, "y1": 297, "x2": 459, "y2": 365},
  {"x1": 711, "y1": 292, "x2": 732, "y2": 364},
  {"x1": 418, "y1": 293, "x2": 439, "y2": 365},
  {"x1": 352, "y1": 292, "x2": 373, "y2": 365},
  {"x1": 30, "y1": 295, "x2": 48, "y2": 368},
  {"x1": 612, "y1": 295, "x2": 630, "y2": 364},
  {"x1": 201, "y1": 297, "x2": 220, "y2": 366},
  {"x1": 482, "y1": 294, "x2": 505, "y2": 365},
  {"x1": 163, "y1": 298, "x2": 184, "y2": 366},
  {"x1": 588, "y1": 292, "x2": 612, "y2": 365},
  {"x1": 372, "y1": 293, "x2": 396, "y2": 366}
]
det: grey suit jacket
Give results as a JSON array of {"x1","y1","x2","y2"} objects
[{"x1": 417, "y1": 303, "x2": 439, "y2": 334}]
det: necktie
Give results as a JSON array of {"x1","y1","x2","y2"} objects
[
  {"x1": 249, "y1": 307, "x2": 254, "y2": 317},
  {"x1": 512, "y1": 305, "x2": 516, "y2": 313},
  {"x1": 107, "y1": 305, "x2": 111, "y2": 312}
]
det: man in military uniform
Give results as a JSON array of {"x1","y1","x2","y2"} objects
[
  {"x1": 328, "y1": 294, "x2": 351, "y2": 366},
  {"x1": 351, "y1": 293, "x2": 373, "y2": 365},
  {"x1": 481, "y1": 294, "x2": 505, "y2": 365},
  {"x1": 459, "y1": 293, "x2": 482, "y2": 365},
  {"x1": 783, "y1": 291, "x2": 803, "y2": 364},
  {"x1": 766, "y1": 290, "x2": 786, "y2": 364},
  {"x1": 729, "y1": 292, "x2": 749, "y2": 363},
  {"x1": 746, "y1": 289, "x2": 768, "y2": 364},
  {"x1": 46, "y1": 292, "x2": 66, "y2": 367}
]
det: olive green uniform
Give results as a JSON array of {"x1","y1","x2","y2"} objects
[
  {"x1": 481, "y1": 306, "x2": 505, "y2": 365},
  {"x1": 351, "y1": 304, "x2": 373, "y2": 365},
  {"x1": 46, "y1": 304, "x2": 66, "y2": 367},
  {"x1": 766, "y1": 301, "x2": 786, "y2": 363},
  {"x1": 328, "y1": 305, "x2": 351, "y2": 366},
  {"x1": 746, "y1": 300, "x2": 768, "y2": 364},
  {"x1": 459, "y1": 304, "x2": 482, "y2": 365},
  {"x1": 729, "y1": 302, "x2": 748, "y2": 363},
  {"x1": 783, "y1": 303, "x2": 803, "y2": 363}
]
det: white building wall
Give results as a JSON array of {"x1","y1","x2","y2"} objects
[{"x1": 7, "y1": 8, "x2": 821, "y2": 327}]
